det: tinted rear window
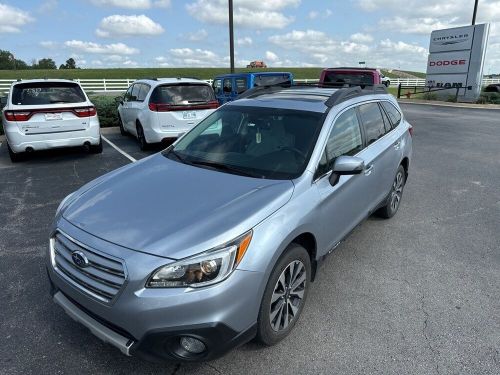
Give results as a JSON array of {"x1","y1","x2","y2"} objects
[
  {"x1": 254, "y1": 74, "x2": 292, "y2": 87},
  {"x1": 11, "y1": 82, "x2": 86, "y2": 106},
  {"x1": 150, "y1": 84, "x2": 215, "y2": 104},
  {"x1": 323, "y1": 72, "x2": 374, "y2": 87}
]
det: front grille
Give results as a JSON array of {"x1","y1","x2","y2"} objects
[{"x1": 51, "y1": 231, "x2": 126, "y2": 303}]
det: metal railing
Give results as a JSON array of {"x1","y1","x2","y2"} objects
[{"x1": 1, "y1": 77, "x2": 499, "y2": 94}]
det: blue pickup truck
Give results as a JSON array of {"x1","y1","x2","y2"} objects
[{"x1": 213, "y1": 72, "x2": 293, "y2": 104}]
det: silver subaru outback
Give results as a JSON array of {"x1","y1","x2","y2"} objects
[{"x1": 47, "y1": 85, "x2": 412, "y2": 362}]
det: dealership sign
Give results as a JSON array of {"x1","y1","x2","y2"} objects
[{"x1": 426, "y1": 24, "x2": 489, "y2": 102}]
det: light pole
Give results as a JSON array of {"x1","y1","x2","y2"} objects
[
  {"x1": 228, "y1": 0, "x2": 235, "y2": 73},
  {"x1": 472, "y1": 0, "x2": 479, "y2": 25}
]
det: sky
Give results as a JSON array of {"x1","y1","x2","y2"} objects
[{"x1": 0, "y1": 0, "x2": 499, "y2": 73}]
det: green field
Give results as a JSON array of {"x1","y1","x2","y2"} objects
[{"x1": 0, "y1": 67, "x2": 324, "y2": 80}]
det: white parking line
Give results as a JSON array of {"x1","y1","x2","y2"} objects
[{"x1": 101, "y1": 136, "x2": 136, "y2": 163}]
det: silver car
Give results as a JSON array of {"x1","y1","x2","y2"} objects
[{"x1": 47, "y1": 85, "x2": 412, "y2": 361}]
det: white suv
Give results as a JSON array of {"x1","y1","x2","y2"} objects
[
  {"x1": 2, "y1": 79, "x2": 101, "y2": 162},
  {"x1": 118, "y1": 78, "x2": 218, "y2": 150}
]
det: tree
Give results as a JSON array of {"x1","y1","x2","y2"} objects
[
  {"x1": 65, "y1": 58, "x2": 77, "y2": 69},
  {"x1": 33, "y1": 58, "x2": 57, "y2": 70},
  {"x1": 59, "y1": 64, "x2": 66, "y2": 70}
]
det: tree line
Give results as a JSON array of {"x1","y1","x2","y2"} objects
[{"x1": 0, "y1": 49, "x2": 79, "y2": 70}]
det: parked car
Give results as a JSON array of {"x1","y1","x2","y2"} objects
[
  {"x1": 484, "y1": 83, "x2": 500, "y2": 93},
  {"x1": 320, "y1": 67, "x2": 384, "y2": 88},
  {"x1": 212, "y1": 72, "x2": 293, "y2": 104},
  {"x1": 2, "y1": 79, "x2": 101, "y2": 162},
  {"x1": 117, "y1": 78, "x2": 218, "y2": 149},
  {"x1": 47, "y1": 84, "x2": 412, "y2": 362},
  {"x1": 379, "y1": 72, "x2": 391, "y2": 87},
  {"x1": 247, "y1": 60, "x2": 267, "y2": 68}
]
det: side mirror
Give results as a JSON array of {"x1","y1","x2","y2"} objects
[
  {"x1": 329, "y1": 156, "x2": 365, "y2": 185},
  {"x1": 332, "y1": 156, "x2": 365, "y2": 175},
  {"x1": 0, "y1": 96, "x2": 7, "y2": 105}
]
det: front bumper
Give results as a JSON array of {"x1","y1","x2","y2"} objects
[{"x1": 47, "y1": 221, "x2": 263, "y2": 361}]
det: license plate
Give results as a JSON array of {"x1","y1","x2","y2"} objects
[
  {"x1": 45, "y1": 113, "x2": 63, "y2": 121},
  {"x1": 182, "y1": 111, "x2": 197, "y2": 120}
]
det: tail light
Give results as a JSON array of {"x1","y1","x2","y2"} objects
[
  {"x1": 148, "y1": 100, "x2": 219, "y2": 112},
  {"x1": 408, "y1": 125, "x2": 413, "y2": 137},
  {"x1": 4, "y1": 106, "x2": 96, "y2": 121},
  {"x1": 73, "y1": 106, "x2": 97, "y2": 117},
  {"x1": 4, "y1": 111, "x2": 32, "y2": 121}
]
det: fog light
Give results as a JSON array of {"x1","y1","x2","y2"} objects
[{"x1": 180, "y1": 336, "x2": 206, "y2": 354}]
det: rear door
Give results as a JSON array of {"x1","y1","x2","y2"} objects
[
  {"x1": 357, "y1": 101, "x2": 400, "y2": 207},
  {"x1": 8, "y1": 81, "x2": 93, "y2": 135},
  {"x1": 148, "y1": 83, "x2": 218, "y2": 133},
  {"x1": 222, "y1": 78, "x2": 234, "y2": 103},
  {"x1": 128, "y1": 83, "x2": 149, "y2": 133}
]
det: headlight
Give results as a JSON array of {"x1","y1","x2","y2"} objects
[
  {"x1": 147, "y1": 231, "x2": 252, "y2": 288},
  {"x1": 55, "y1": 192, "x2": 76, "y2": 216}
]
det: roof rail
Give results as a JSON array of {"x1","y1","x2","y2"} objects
[
  {"x1": 325, "y1": 84, "x2": 388, "y2": 107},
  {"x1": 236, "y1": 82, "x2": 293, "y2": 99}
]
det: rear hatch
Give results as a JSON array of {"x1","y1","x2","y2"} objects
[
  {"x1": 148, "y1": 83, "x2": 218, "y2": 132},
  {"x1": 5, "y1": 81, "x2": 94, "y2": 135}
]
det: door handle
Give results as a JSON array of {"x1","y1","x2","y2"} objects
[
  {"x1": 393, "y1": 140, "x2": 401, "y2": 149},
  {"x1": 364, "y1": 164, "x2": 374, "y2": 175}
]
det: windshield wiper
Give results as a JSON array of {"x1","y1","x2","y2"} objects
[
  {"x1": 167, "y1": 149, "x2": 190, "y2": 164},
  {"x1": 190, "y1": 160, "x2": 260, "y2": 178}
]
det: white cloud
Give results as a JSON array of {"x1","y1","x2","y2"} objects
[
  {"x1": 168, "y1": 47, "x2": 226, "y2": 67},
  {"x1": 236, "y1": 36, "x2": 253, "y2": 46},
  {"x1": 38, "y1": 0, "x2": 58, "y2": 13},
  {"x1": 0, "y1": 4, "x2": 34, "y2": 33},
  {"x1": 96, "y1": 15, "x2": 164, "y2": 38},
  {"x1": 308, "y1": 11, "x2": 319, "y2": 20},
  {"x1": 123, "y1": 59, "x2": 138, "y2": 66},
  {"x1": 186, "y1": 0, "x2": 298, "y2": 29},
  {"x1": 64, "y1": 40, "x2": 139, "y2": 55},
  {"x1": 350, "y1": 33, "x2": 374, "y2": 43},
  {"x1": 265, "y1": 50, "x2": 279, "y2": 62},
  {"x1": 185, "y1": 29, "x2": 208, "y2": 42},
  {"x1": 90, "y1": 0, "x2": 170, "y2": 9},
  {"x1": 40, "y1": 40, "x2": 58, "y2": 49}
]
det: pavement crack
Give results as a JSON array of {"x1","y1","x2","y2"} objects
[
  {"x1": 420, "y1": 292, "x2": 440, "y2": 375},
  {"x1": 170, "y1": 363, "x2": 181, "y2": 375},
  {"x1": 206, "y1": 363, "x2": 223, "y2": 374},
  {"x1": 73, "y1": 161, "x2": 81, "y2": 181}
]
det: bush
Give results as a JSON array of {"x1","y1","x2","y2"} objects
[
  {"x1": 90, "y1": 95, "x2": 122, "y2": 128},
  {"x1": 422, "y1": 92, "x2": 437, "y2": 100},
  {"x1": 477, "y1": 92, "x2": 500, "y2": 104}
]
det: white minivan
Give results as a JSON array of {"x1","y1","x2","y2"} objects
[
  {"x1": 117, "y1": 78, "x2": 218, "y2": 149},
  {"x1": 2, "y1": 79, "x2": 102, "y2": 162}
]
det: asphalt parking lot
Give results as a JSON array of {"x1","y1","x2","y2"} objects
[{"x1": 0, "y1": 103, "x2": 499, "y2": 375}]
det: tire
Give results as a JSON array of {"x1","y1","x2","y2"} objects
[
  {"x1": 377, "y1": 165, "x2": 406, "y2": 219},
  {"x1": 384, "y1": 81, "x2": 390, "y2": 87},
  {"x1": 7, "y1": 143, "x2": 24, "y2": 162},
  {"x1": 136, "y1": 123, "x2": 149, "y2": 151},
  {"x1": 118, "y1": 115, "x2": 126, "y2": 136},
  {"x1": 256, "y1": 244, "x2": 311, "y2": 346},
  {"x1": 89, "y1": 137, "x2": 103, "y2": 154}
]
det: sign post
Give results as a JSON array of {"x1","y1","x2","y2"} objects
[{"x1": 426, "y1": 24, "x2": 489, "y2": 102}]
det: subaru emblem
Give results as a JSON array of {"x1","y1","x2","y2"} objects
[{"x1": 71, "y1": 251, "x2": 89, "y2": 268}]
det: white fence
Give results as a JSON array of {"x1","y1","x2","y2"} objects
[{"x1": 1, "y1": 77, "x2": 499, "y2": 94}]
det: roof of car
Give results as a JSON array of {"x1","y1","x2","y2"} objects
[
  {"x1": 135, "y1": 77, "x2": 210, "y2": 85},
  {"x1": 12, "y1": 78, "x2": 80, "y2": 85},
  {"x1": 214, "y1": 72, "x2": 292, "y2": 79},
  {"x1": 230, "y1": 86, "x2": 392, "y2": 113}
]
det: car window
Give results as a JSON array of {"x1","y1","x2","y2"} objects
[
  {"x1": 358, "y1": 102, "x2": 387, "y2": 145},
  {"x1": 130, "y1": 84, "x2": 141, "y2": 101},
  {"x1": 223, "y1": 79, "x2": 233, "y2": 93},
  {"x1": 235, "y1": 78, "x2": 247, "y2": 94},
  {"x1": 381, "y1": 101, "x2": 402, "y2": 128},
  {"x1": 253, "y1": 74, "x2": 292, "y2": 87},
  {"x1": 150, "y1": 84, "x2": 215, "y2": 105},
  {"x1": 323, "y1": 72, "x2": 374, "y2": 87},
  {"x1": 11, "y1": 82, "x2": 86, "y2": 105},
  {"x1": 213, "y1": 79, "x2": 222, "y2": 95},
  {"x1": 137, "y1": 84, "x2": 150, "y2": 102},
  {"x1": 124, "y1": 85, "x2": 134, "y2": 101},
  {"x1": 317, "y1": 108, "x2": 363, "y2": 176}
]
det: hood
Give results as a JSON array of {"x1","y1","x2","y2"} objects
[{"x1": 63, "y1": 154, "x2": 294, "y2": 259}]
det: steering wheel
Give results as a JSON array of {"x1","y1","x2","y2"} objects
[{"x1": 279, "y1": 146, "x2": 306, "y2": 160}]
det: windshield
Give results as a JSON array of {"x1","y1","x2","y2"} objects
[
  {"x1": 323, "y1": 72, "x2": 374, "y2": 87},
  {"x1": 150, "y1": 84, "x2": 215, "y2": 105},
  {"x1": 11, "y1": 82, "x2": 86, "y2": 105},
  {"x1": 163, "y1": 105, "x2": 324, "y2": 180}
]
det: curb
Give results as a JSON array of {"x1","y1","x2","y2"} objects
[{"x1": 397, "y1": 99, "x2": 500, "y2": 110}]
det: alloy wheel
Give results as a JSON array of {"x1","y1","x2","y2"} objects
[
  {"x1": 269, "y1": 260, "x2": 306, "y2": 332},
  {"x1": 390, "y1": 170, "x2": 404, "y2": 211}
]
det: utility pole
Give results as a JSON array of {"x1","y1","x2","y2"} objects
[
  {"x1": 472, "y1": 0, "x2": 479, "y2": 25},
  {"x1": 228, "y1": 0, "x2": 235, "y2": 73}
]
